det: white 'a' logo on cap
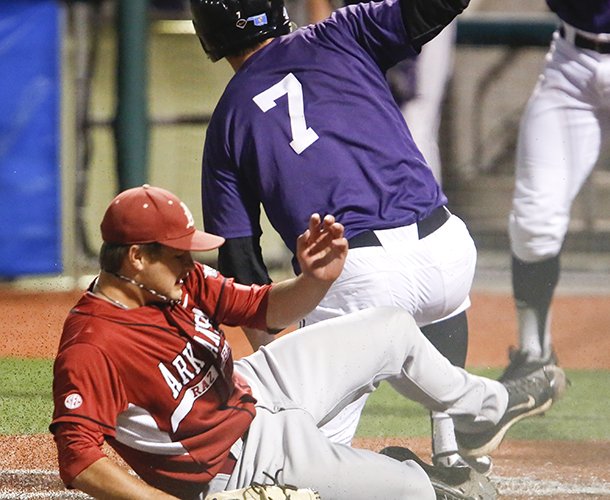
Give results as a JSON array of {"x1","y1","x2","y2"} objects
[{"x1": 180, "y1": 201, "x2": 195, "y2": 229}]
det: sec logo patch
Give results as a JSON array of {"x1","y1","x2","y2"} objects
[{"x1": 64, "y1": 393, "x2": 83, "y2": 410}]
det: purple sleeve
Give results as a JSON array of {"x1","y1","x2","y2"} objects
[
  {"x1": 319, "y1": 0, "x2": 415, "y2": 71},
  {"x1": 201, "y1": 129, "x2": 261, "y2": 239}
]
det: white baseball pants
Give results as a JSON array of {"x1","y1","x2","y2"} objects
[
  {"x1": 302, "y1": 212, "x2": 477, "y2": 445},
  {"x1": 303, "y1": 212, "x2": 476, "y2": 328},
  {"x1": 510, "y1": 29, "x2": 610, "y2": 262}
]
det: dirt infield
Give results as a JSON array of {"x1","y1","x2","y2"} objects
[
  {"x1": 1, "y1": 435, "x2": 609, "y2": 499},
  {"x1": 1, "y1": 287, "x2": 609, "y2": 498}
]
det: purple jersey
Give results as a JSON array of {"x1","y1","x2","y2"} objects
[
  {"x1": 201, "y1": 0, "x2": 446, "y2": 256},
  {"x1": 547, "y1": 0, "x2": 610, "y2": 33}
]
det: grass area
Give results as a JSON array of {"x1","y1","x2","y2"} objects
[
  {"x1": 0, "y1": 358, "x2": 54, "y2": 434},
  {"x1": 357, "y1": 368, "x2": 610, "y2": 441},
  {"x1": 1, "y1": 359, "x2": 609, "y2": 441}
]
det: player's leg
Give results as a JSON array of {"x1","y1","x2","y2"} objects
[
  {"x1": 236, "y1": 307, "x2": 507, "y2": 437},
  {"x1": 420, "y1": 312, "x2": 493, "y2": 472},
  {"x1": 235, "y1": 305, "x2": 564, "y2": 494},
  {"x1": 505, "y1": 35, "x2": 603, "y2": 380},
  {"x1": 384, "y1": 213, "x2": 480, "y2": 470},
  {"x1": 299, "y1": 241, "x2": 411, "y2": 446},
  {"x1": 222, "y1": 406, "x2": 436, "y2": 500},
  {"x1": 301, "y1": 214, "x2": 477, "y2": 455}
]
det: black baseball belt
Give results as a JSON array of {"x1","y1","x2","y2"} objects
[
  {"x1": 348, "y1": 206, "x2": 450, "y2": 249},
  {"x1": 559, "y1": 25, "x2": 610, "y2": 54}
]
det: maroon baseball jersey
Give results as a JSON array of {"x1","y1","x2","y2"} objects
[{"x1": 50, "y1": 263, "x2": 270, "y2": 495}]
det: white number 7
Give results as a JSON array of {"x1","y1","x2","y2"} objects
[{"x1": 252, "y1": 73, "x2": 319, "y2": 155}]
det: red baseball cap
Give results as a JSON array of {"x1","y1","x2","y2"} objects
[{"x1": 100, "y1": 184, "x2": 225, "y2": 251}]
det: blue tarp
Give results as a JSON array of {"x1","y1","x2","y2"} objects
[{"x1": 0, "y1": 0, "x2": 61, "y2": 277}]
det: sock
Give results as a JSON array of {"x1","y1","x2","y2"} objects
[
  {"x1": 422, "y1": 313, "x2": 468, "y2": 460},
  {"x1": 512, "y1": 254, "x2": 560, "y2": 361},
  {"x1": 420, "y1": 311, "x2": 468, "y2": 368},
  {"x1": 431, "y1": 412, "x2": 458, "y2": 458}
]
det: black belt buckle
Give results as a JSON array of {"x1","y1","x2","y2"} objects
[
  {"x1": 416, "y1": 206, "x2": 450, "y2": 240},
  {"x1": 591, "y1": 37, "x2": 610, "y2": 54},
  {"x1": 576, "y1": 33, "x2": 610, "y2": 53},
  {"x1": 560, "y1": 25, "x2": 610, "y2": 54}
]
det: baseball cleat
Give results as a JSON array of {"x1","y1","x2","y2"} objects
[
  {"x1": 462, "y1": 455, "x2": 493, "y2": 476},
  {"x1": 498, "y1": 347, "x2": 558, "y2": 382},
  {"x1": 379, "y1": 446, "x2": 497, "y2": 500},
  {"x1": 432, "y1": 451, "x2": 493, "y2": 476},
  {"x1": 457, "y1": 365, "x2": 567, "y2": 458}
]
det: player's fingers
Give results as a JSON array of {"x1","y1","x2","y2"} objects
[
  {"x1": 305, "y1": 233, "x2": 346, "y2": 262},
  {"x1": 311, "y1": 214, "x2": 338, "y2": 239},
  {"x1": 328, "y1": 221, "x2": 344, "y2": 238},
  {"x1": 306, "y1": 213, "x2": 332, "y2": 245},
  {"x1": 308, "y1": 213, "x2": 322, "y2": 233},
  {"x1": 322, "y1": 214, "x2": 335, "y2": 228},
  {"x1": 332, "y1": 234, "x2": 348, "y2": 253},
  {"x1": 296, "y1": 229, "x2": 311, "y2": 250}
]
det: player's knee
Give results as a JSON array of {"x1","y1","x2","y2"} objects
[
  {"x1": 508, "y1": 214, "x2": 564, "y2": 262},
  {"x1": 511, "y1": 240, "x2": 561, "y2": 263},
  {"x1": 376, "y1": 307, "x2": 420, "y2": 343},
  {"x1": 357, "y1": 306, "x2": 416, "y2": 332}
]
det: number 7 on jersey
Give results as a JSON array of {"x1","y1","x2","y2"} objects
[{"x1": 252, "y1": 73, "x2": 319, "y2": 155}]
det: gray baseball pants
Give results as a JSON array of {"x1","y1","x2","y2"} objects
[{"x1": 208, "y1": 307, "x2": 507, "y2": 499}]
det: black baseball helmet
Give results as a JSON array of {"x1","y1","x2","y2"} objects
[{"x1": 190, "y1": 0, "x2": 291, "y2": 62}]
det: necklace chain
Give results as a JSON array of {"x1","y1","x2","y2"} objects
[
  {"x1": 113, "y1": 273, "x2": 179, "y2": 305},
  {"x1": 94, "y1": 281, "x2": 130, "y2": 309}
]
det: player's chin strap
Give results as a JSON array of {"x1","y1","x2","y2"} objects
[{"x1": 112, "y1": 272, "x2": 179, "y2": 306}]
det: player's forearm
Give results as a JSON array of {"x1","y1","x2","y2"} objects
[
  {"x1": 72, "y1": 457, "x2": 178, "y2": 500},
  {"x1": 400, "y1": 0, "x2": 470, "y2": 48},
  {"x1": 265, "y1": 274, "x2": 331, "y2": 329}
]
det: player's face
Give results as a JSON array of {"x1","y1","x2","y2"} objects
[{"x1": 140, "y1": 245, "x2": 195, "y2": 302}]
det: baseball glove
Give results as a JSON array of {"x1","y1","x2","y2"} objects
[
  {"x1": 206, "y1": 470, "x2": 321, "y2": 500},
  {"x1": 205, "y1": 484, "x2": 321, "y2": 499}
]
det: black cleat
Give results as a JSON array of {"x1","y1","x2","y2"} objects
[
  {"x1": 380, "y1": 446, "x2": 497, "y2": 500},
  {"x1": 498, "y1": 347, "x2": 558, "y2": 382},
  {"x1": 457, "y1": 365, "x2": 567, "y2": 458}
]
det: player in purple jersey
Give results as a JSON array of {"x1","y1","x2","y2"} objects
[
  {"x1": 502, "y1": 0, "x2": 610, "y2": 382},
  {"x1": 305, "y1": 0, "x2": 456, "y2": 183},
  {"x1": 191, "y1": 0, "x2": 492, "y2": 474}
]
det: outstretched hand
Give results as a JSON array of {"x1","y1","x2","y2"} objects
[
  {"x1": 295, "y1": 213, "x2": 348, "y2": 283},
  {"x1": 264, "y1": 214, "x2": 347, "y2": 331}
]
